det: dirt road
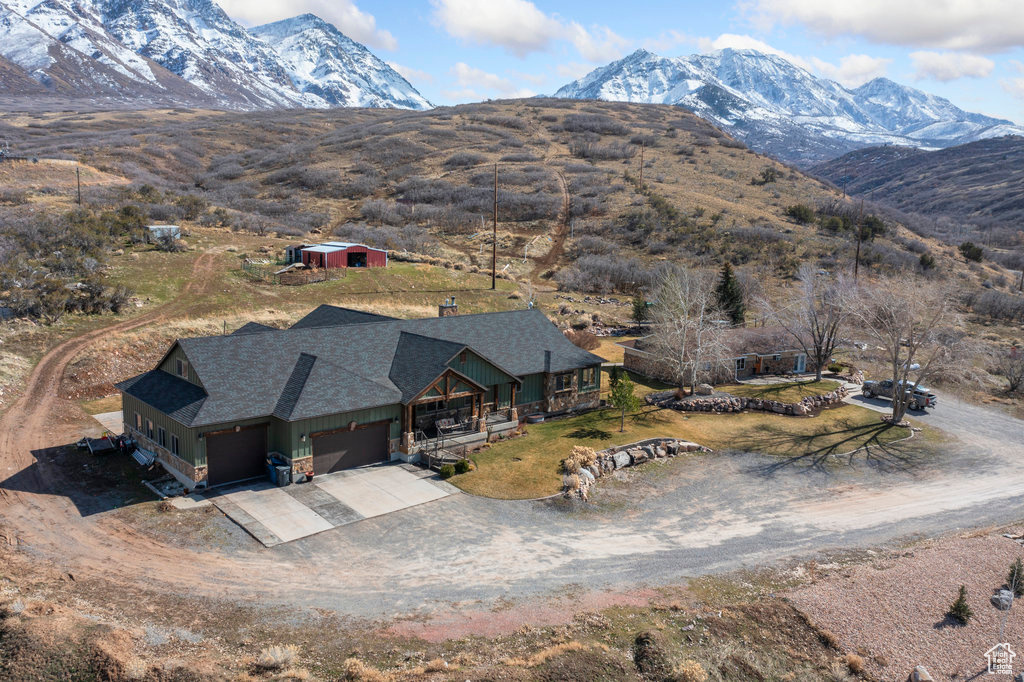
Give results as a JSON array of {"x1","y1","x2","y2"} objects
[{"x1": 1, "y1": 275, "x2": 1023, "y2": 624}]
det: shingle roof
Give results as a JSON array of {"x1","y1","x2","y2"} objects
[
  {"x1": 115, "y1": 370, "x2": 207, "y2": 425},
  {"x1": 388, "y1": 332, "x2": 472, "y2": 403},
  {"x1": 232, "y1": 322, "x2": 277, "y2": 335},
  {"x1": 121, "y1": 308, "x2": 604, "y2": 428},
  {"x1": 290, "y1": 305, "x2": 397, "y2": 329}
]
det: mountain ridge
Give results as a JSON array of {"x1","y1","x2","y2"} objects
[
  {"x1": 0, "y1": 0, "x2": 429, "y2": 111},
  {"x1": 554, "y1": 48, "x2": 1023, "y2": 165}
]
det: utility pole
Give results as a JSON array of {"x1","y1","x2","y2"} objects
[
  {"x1": 491, "y1": 163, "x2": 497, "y2": 290},
  {"x1": 638, "y1": 140, "x2": 645, "y2": 191},
  {"x1": 854, "y1": 199, "x2": 863, "y2": 282},
  {"x1": 76, "y1": 167, "x2": 82, "y2": 206}
]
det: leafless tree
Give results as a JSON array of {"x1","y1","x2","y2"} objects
[
  {"x1": 848, "y1": 275, "x2": 970, "y2": 422},
  {"x1": 766, "y1": 264, "x2": 850, "y2": 381},
  {"x1": 648, "y1": 269, "x2": 729, "y2": 392},
  {"x1": 993, "y1": 345, "x2": 1024, "y2": 393}
]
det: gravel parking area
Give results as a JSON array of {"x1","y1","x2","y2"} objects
[{"x1": 788, "y1": 532, "x2": 1024, "y2": 680}]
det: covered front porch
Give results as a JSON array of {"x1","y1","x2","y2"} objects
[{"x1": 399, "y1": 369, "x2": 519, "y2": 455}]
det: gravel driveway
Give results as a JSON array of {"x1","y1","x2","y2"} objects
[{"x1": 254, "y1": 389, "x2": 1024, "y2": 619}]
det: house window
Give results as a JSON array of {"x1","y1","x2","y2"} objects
[
  {"x1": 170, "y1": 434, "x2": 179, "y2": 456},
  {"x1": 157, "y1": 427, "x2": 166, "y2": 448},
  {"x1": 176, "y1": 358, "x2": 189, "y2": 378},
  {"x1": 736, "y1": 358, "x2": 746, "y2": 371},
  {"x1": 580, "y1": 367, "x2": 597, "y2": 388},
  {"x1": 773, "y1": 354, "x2": 781, "y2": 361},
  {"x1": 145, "y1": 419, "x2": 153, "y2": 439},
  {"x1": 135, "y1": 412, "x2": 142, "y2": 430},
  {"x1": 459, "y1": 351, "x2": 467, "y2": 364},
  {"x1": 554, "y1": 372, "x2": 574, "y2": 392}
]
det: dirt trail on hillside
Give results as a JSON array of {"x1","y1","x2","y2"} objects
[{"x1": 530, "y1": 170, "x2": 571, "y2": 281}]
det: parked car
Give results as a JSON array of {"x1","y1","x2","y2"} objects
[{"x1": 861, "y1": 379, "x2": 937, "y2": 410}]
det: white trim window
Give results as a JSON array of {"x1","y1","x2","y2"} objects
[{"x1": 735, "y1": 357, "x2": 746, "y2": 371}]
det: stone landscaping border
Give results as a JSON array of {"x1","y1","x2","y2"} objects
[
  {"x1": 646, "y1": 385, "x2": 850, "y2": 417},
  {"x1": 562, "y1": 438, "x2": 711, "y2": 500}
]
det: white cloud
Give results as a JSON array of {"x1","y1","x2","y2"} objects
[
  {"x1": 811, "y1": 54, "x2": 891, "y2": 87},
  {"x1": 387, "y1": 62, "x2": 434, "y2": 85},
  {"x1": 556, "y1": 61, "x2": 595, "y2": 80},
  {"x1": 216, "y1": 0, "x2": 397, "y2": 50},
  {"x1": 747, "y1": 0, "x2": 1024, "y2": 52},
  {"x1": 430, "y1": 0, "x2": 625, "y2": 62},
  {"x1": 1001, "y1": 77, "x2": 1024, "y2": 100},
  {"x1": 643, "y1": 30, "x2": 694, "y2": 54},
  {"x1": 910, "y1": 51, "x2": 994, "y2": 81},
  {"x1": 701, "y1": 34, "x2": 814, "y2": 71},
  {"x1": 449, "y1": 62, "x2": 538, "y2": 98}
]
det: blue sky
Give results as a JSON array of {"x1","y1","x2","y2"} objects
[{"x1": 217, "y1": 0, "x2": 1024, "y2": 122}]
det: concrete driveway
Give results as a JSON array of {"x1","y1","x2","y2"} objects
[{"x1": 208, "y1": 464, "x2": 457, "y2": 546}]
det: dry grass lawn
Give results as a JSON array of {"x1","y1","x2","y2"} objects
[
  {"x1": 454, "y1": 403, "x2": 909, "y2": 499},
  {"x1": 720, "y1": 379, "x2": 843, "y2": 403}
]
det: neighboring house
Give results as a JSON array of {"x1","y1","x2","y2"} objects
[
  {"x1": 301, "y1": 242, "x2": 387, "y2": 269},
  {"x1": 621, "y1": 326, "x2": 807, "y2": 384},
  {"x1": 117, "y1": 305, "x2": 604, "y2": 488},
  {"x1": 146, "y1": 225, "x2": 181, "y2": 243}
]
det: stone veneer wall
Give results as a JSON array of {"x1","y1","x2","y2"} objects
[
  {"x1": 127, "y1": 425, "x2": 204, "y2": 483},
  {"x1": 646, "y1": 385, "x2": 849, "y2": 416}
]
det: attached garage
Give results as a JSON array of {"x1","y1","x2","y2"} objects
[
  {"x1": 312, "y1": 422, "x2": 389, "y2": 474},
  {"x1": 206, "y1": 424, "x2": 268, "y2": 486}
]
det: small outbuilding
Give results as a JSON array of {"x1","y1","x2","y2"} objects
[
  {"x1": 301, "y1": 242, "x2": 387, "y2": 269},
  {"x1": 146, "y1": 225, "x2": 181, "y2": 243}
]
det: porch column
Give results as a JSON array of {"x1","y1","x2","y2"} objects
[
  {"x1": 510, "y1": 382, "x2": 518, "y2": 422},
  {"x1": 401, "y1": 403, "x2": 414, "y2": 454},
  {"x1": 478, "y1": 393, "x2": 487, "y2": 432}
]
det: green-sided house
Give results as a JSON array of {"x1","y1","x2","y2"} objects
[{"x1": 116, "y1": 305, "x2": 604, "y2": 488}]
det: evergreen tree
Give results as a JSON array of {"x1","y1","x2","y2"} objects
[
  {"x1": 1009, "y1": 558, "x2": 1024, "y2": 597},
  {"x1": 715, "y1": 262, "x2": 745, "y2": 326},
  {"x1": 947, "y1": 585, "x2": 972, "y2": 624}
]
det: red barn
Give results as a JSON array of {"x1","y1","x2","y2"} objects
[{"x1": 300, "y1": 242, "x2": 388, "y2": 269}]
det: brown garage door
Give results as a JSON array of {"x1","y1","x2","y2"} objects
[
  {"x1": 206, "y1": 425, "x2": 268, "y2": 486},
  {"x1": 312, "y1": 423, "x2": 389, "y2": 474}
]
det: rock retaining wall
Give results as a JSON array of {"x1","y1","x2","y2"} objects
[
  {"x1": 646, "y1": 385, "x2": 849, "y2": 417},
  {"x1": 563, "y1": 438, "x2": 711, "y2": 500}
]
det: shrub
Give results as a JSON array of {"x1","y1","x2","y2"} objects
[
  {"x1": 454, "y1": 459, "x2": 471, "y2": 475},
  {"x1": 256, "y1": 645, "x2": 298, "y2": 671},
  {"x1": 443, "y1": 152, "x2": 486, "y2": 168},
  {"x1": 673, "y1": 659, "x2": 708, "y2": 682},
  {"x1": 785, "y1": 203, "x2": 816, "y2": 224},
  {"x1": 439, "y1": 464, "x2": 455, "y2": 479},
  {"x1": 341, "y1": 657, "x2": 389, "y2": 682},
  {"x1": 960, "y1": 241, "x2": 984, "y2": 262},
  {"x1": 827, "y1": 363, "x2": 844, "y2": 374},
  {"x1": 843, "y1": 653, "x2": 864, "y2": 674},
  {"x1": 919, "y1": 252, "x2": 936, "y2": 270},
  {"x1": 1009, "y1": 558, "x2": 1024, "y2": 597},
  {"x1": 947, "y1": 585, "x2": 972, "y2": 624},
  {"x1": 565, "y1": 328, "x2": 600, "y2": 350}
]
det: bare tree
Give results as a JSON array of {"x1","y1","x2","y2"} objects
[
  {"x1": 993, "y1": 345, "x2": 1024, "y2": 393},
  {"x1": 849, "y1": 275, "x2": 968, "y2": 422},
  {"x1": 767, "y1": 264, "x2": 850, "y2": 381},
  {"x1": 648, "y1": 269, "x2": 729, "y2": 393}
]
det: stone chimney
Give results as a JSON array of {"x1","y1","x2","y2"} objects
[
  {"x1": 439, "y1": 296, "x2": 458, "y2": 317},
  {"x1": 544, "y1": 350, "x2": 552, "y2": 374}
]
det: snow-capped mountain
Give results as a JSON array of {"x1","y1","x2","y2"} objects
[
  {"x1": 251, "y1": 14, "x2": 430, "y2": 110},
  {"x1": 0, "y1": 0, "x2": 430, "y2": 110},
  {"x1": 554, "y1": 48, "x2": 1023, "y2": 164}
]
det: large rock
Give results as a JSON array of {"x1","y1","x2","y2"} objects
[
  {"x1": 578, "y1": 468, "x2": 595, "y2": 484},
  {"x1": 992, "y1": 589, "x2": 1014, "y2": 611},
  {"x1": 696, "y1": 383, "x2": 714, "y2": 396},
  {"x1": 613, "y1": 451, "x2": 631, "y2": 469},
  {"x1": 587, "y1": 465, "x2": 602, "y2": 479},
  {"x1": 908, "y1": 666, "x2": 933, "y2": 682}
]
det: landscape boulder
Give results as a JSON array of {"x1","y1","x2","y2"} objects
[
  {"x1": 992, "y1": 589, "x2": 1014, "y2": 611},
  {"x1": 908, "y1": 666, "x2": 933, "y2": 682},
  {"x1": 613, "y1": 452, "x2": 632, "y2": 469},
  {"x1": 696, "y1": 383, "x2": 714, "y2": 396}
]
